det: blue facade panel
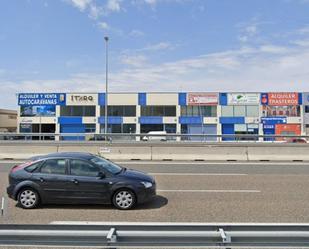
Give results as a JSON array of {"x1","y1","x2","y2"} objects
[
  {"x1": 178, "y1": 93, "x2": 187, "y2": 106},
  {"x1": 98, "y1": 116, "x2": 123, "y2": 124},
  {"x1": 179, "y1": 116, "x2": 203, "y2": 124},
  {"x1": 222, "y1": 124, "x2": 235, "y2": 141},
  {"x1": 219, "y1": 117, "x2": 245, "y2": 124},
  {"x1": 98, "y1": 93, "x2": 106, "y2": 105},
  {"x1": 138, "y1": 93, "x2": 147, "y2": 106},
  {"x1": 58, "y1": 117, "x2": 83, "y2": 124},
  {"x1": 299, "y1": 93, "x2": 303, "y2": 105},
  {"x1": 60, "y1": 124, "x2": 85, "y2": 141},
  {"x1": 139, "y1": 116, "x2": 163, "y2": 124},
  {"x1": 219, "y1": 93, "x2": 228, "y2": 105},
  {"x1": 261, "y1": 117, "x2": 287, "y2": 125}
]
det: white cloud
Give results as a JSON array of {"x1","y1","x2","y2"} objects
[
  {"x1": 120, "y1": 54, "x2": 147, "y2": 67},
  {"x1": 140, "y1": 42, "x2": 175, "y2": 51},
  {"x1": 129, "y1": 29, "x2": 144, "y2": 37},
  {"x1": 66, "y1": 0, "x2": 92, "y2": 11},
  {"x1": 106, "y1": 0, "x2": 122, "y2": 12},
  {"x1": 98, "y1": 22, "x2": 109, "y2": 30}
]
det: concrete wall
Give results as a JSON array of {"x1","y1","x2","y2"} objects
[{"x1": 1, "y1": 142, "x2": 309, "y2": 161}]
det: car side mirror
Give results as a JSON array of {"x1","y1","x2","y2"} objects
[{"x1": 97, "y1": 171, "x2": 106, "y2": 179}]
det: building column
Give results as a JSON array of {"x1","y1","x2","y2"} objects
[
  {"x1": 216, "y1": 105, "x2": 221, "y2": 142},
  {"x1": 96, "y1": 105, "x2": 101, "y2": 134},
  {"x1": 136, "y1": 105, "x2": 141, "y2": 141},
  {"x1": 55, "y1": 106, "x2": 60, "y2": 141},
  {"x1": 176, "y1": 105, "x2": 181, "y2": 141}
]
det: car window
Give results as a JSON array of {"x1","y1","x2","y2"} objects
[
  {"x1": 25, "y1": 161, "x2": 43, "y2": 173},
  {"x1": 90, "y1": 156, "x2": 122, "y2": 174},
  {"x1": 70, "y1": 159, "x2": 101, "y2": 177},
  {"x1": 40, "y1": 159, "x2": 66, "y2": 175}
]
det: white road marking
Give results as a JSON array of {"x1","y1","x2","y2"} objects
[
  {"x1": 150, "y1": 173, "x2": 247, "y2": 176},
  {"x1": 157, "y1": 189, "x2": 261, "y2": 193}
]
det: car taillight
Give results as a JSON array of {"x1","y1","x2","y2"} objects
[{"x1": 10, "y1": 162, "x2": 33, "y2": 173}]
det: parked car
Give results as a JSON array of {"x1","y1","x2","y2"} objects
[
  {"x1": 142, "y1": 131, "x2": 167, "y2": 141},
  {"x1": 286, "y1": 138, "x2": 308, "y2": 143},
  {"x1": 7, "y1": 152, "x2": 156, "y2": 210}
]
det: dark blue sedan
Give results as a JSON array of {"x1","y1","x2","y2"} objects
[{"x1": 7, "y1": 152, "x2": 156, "y2": 210}]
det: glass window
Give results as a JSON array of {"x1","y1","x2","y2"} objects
[
  {"x1": 84, "y1": 106, "x2": 96, "y2": 116},
  {"x1": 90, "y1": 156, "x2": 122, "y2": 174},
  {"x1": 60, "y1": 106, "x2": 71, "y2": 116},
  {"x1": 221, "y1": 106, "x2": 234, "y2": 116},
  {"x1": 246, "y1": 106, "x2": 259, "y2": 117},
  {"x1": 25, "y1": 161, "x2": 43, "y2": 173},
  {"x1": 72, "y1": 106, "x2": 83, "y2": 116},
  {"x1": 305, "y1": 106, "x2": 309, "y2": 113},
  {"x1": 164, "y1": 106, "x2": 176, "y2": 116},
  {"x1": 70, "y1": 159, "x2": 101, "y2": 177},
  {"x1": 40, "y1": 159, "x2": 66, "y2": 175},
  {"x1": 123, "y1": 124, "x2": 136, "y2": 133},
  {"x1": 124, "y1": 106, "x2": 136, "y2": 116},
  {"x1": 234, "y1": 106, "x2": 246, "y2": 116},
  {"x1": 141, "y1": 106, "x2": 176, "y2": 116}
]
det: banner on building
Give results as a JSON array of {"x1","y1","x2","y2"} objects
[
  {"x1": 262, "y1": 105, "x2": 300, "y2": 117},
  {"x1": 227, "y1": 93, "x2": 259, "y2": 105},
  {"x1": 66, "y1": 93, "x2": 98, "y2": 106},
  {"x1": 261, "y1": 117, "x2": 287, "y2": 125},
  {"x1": 261, "y1": 92, "x2": 299, "y2": 106},
  {"x1": 18, "y1": 93, "x2": 65, "y2": 106},
  {"x1": 187, "y1": 93, "x2": 218, "y2": 106},
  {"x1": 20, "y1": 105, "x2": 56, "y2": 117}
]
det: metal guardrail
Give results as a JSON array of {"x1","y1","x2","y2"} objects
[
  {"x1": 0, "y1": 132, "x2": 309, "y2": 143},
  {"x1": 0, "y1": 223, "x2": 309, "y2": 248}
]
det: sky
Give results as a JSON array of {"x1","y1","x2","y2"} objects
[{"x1": 1, "y1": 0, "x2": 309, "y2": 109}]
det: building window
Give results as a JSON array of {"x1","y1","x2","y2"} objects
[
  {"x1": 305, "y1": 106, "x2": 309, "y2": 113},
  {"x1": 100, "y1": 124, "x2": 136, "y2": 133},
  {"x1": 181, "y1": 106, "x2": 217, "y2": 117},
  {"x1": 221, "y1": 105, "x2": 259, "y2": 117},
  {"x1": 100, "y1": 106, "x2": 136, "y2": 117},
  {"x1": 262, "y1": 106, "x2": 300, "y2": 117},
  {"x1": 141, "y1": 106, "x2": 176, "y2": 116},
  {"x1": 60, "y1": 106, "x2": 96, "y2": 117}
]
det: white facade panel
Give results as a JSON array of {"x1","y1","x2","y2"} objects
[
  {"x1": 66, "y1": 93, "x2": 98, "y2": 106},
  {"x1": 123, "y1": 117, "x2": 137, "y2": 123},
  {"x1": 82, "y1": 117, "x2": 97, "y2": 124},
  {"x1": 245, "y1": 117, "x2": 260, "y2": 124},
  {"x1": 18, "y1": 117, "x2": 57, "y2": 124},
  {"x1": 108, "y1": 93, "x2": 138, "y2": 105},
  {"x1": 163, "y1": 117, "x2": 178, "y2": 123},
  {"x1": 287, "y1": 117, "x2": 302, "y2": 123},
  {"x1": 147, "y1": 93, "x2": 178, "y2": 105},
  {"x1": 203, "y1": 117, "x2": 218, "y2": 124}
]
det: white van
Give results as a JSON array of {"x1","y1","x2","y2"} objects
[{"x1": 142, "y1": 131, "x2": 167, "y2": 141}]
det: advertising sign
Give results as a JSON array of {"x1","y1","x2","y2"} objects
[
  {"x1": 261, "y1": 92, "x2": 299, "y2": 106},
  {"x1": 66, "y1": 93, "x2": 98, "y2": 106},
  {"x1": 262, "y1": 105, "x2": 300, "y2": 117},
  {"x1": 261, "y1": 117, "x2": 287, "y2": 125},
  {"x1": 188, "y1": 93, "x2": 218, "y2": 106},
  {"x1": 18, "y1": 93, "x2": 65, "y2": 106},
  {"x1": 20, "y1": 105, "x2": 56, "y2": 117},
  {"x1": 227, "y1": 93, "x2": 259, "y2": 105}
]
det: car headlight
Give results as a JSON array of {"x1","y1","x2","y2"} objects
[{"x1": 141, "y1": 181, "x2": 152, "y2": 188}]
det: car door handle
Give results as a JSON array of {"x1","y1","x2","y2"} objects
[
  {"x1": 71, "y1": 179, "x2": 79, "y2": 184},
  {"x1": 39, "y1": 177, "x2": 44, "y2": 182}
]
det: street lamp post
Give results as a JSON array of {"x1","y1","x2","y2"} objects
[{"x1": 104, "y1": 36, "x2": 109, "y2": 139}]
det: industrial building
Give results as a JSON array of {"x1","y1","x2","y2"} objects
[
  {"x1": 0, "y1": 109, "x2": 17, "y2": 132},
  {"x1": 16, "y1": 92, "x2": 309, "y2": 140}
]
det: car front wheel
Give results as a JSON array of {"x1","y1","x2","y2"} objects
[
  {"x1": 112, "y1": 189, "x2": 136, "y2": 210},
  {"x1": 18, "y1": 188, "x2": 40, "y2": 209}
]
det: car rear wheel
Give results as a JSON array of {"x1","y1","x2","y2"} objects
[
  {"x1": 18, "y1": 188, "x2": 39, "y2": 209},
  {"x1": 112, "y1": 189, "x2": 136, "y2": 210}
]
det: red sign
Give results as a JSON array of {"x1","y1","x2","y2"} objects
[
  {"x1": 188, "y1": 93, "x2": 218, "y2": 106},
  {"x1": 268, "y1": 92, "x2": 299, "y2": 106}
]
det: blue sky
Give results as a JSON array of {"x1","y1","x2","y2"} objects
[{"x1": 1, "y1": 0, "x2": 309, "y2": 108}]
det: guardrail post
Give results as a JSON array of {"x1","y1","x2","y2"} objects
[
  {"x1": 107, "y1": 227, "x2": 117, "y2": 243},
  {"x1": 219, "y1": 228, "x2": 231, "y2": 248}
]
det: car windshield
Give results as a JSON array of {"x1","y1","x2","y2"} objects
[{"x1": 90, "y1": 156, "x2": 122, "y2": 175}]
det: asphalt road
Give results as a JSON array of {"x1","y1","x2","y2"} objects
[{"x1": 0, "y1": 160, "x2": 308, "y2": 225}]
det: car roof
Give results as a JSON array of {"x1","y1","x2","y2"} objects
[{"x1": 29, "y1": 152, "x2": 95, "y2": 161}]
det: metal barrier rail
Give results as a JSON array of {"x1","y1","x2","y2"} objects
[
  {"x1": 0, "y1": 223, "x2": 309, "y2": 248},
  {"x1": 1, "y1": 132, "x2": 309, "y2": 143}
]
